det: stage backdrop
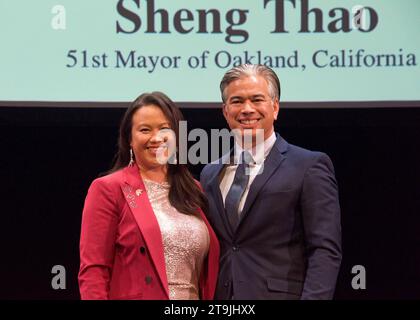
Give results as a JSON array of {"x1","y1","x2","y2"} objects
[{"x1": 0, "y1": 0, "x2": 419, "y2": 106}]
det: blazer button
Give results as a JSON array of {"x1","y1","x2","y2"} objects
[
  {"x1": 232, "y1": 246, "x2": 239, "y2": 251},
  {"x1": 145, "y1": 275, "x2": 152, "y2": 284},
  {"x1": 224, "y1": 281, "x2": 230, "y2": 287},
  {"x1": 139, "y1": 246, "x2": 146, "y2": 254}
]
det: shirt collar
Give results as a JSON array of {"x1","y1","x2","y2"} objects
[{"x1": 233, "y1": 131, "x2": 277, "y2": 165}]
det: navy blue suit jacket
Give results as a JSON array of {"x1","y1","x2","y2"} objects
[{"x1": 200, "y1": 134, "x2": 342, "y2": 299}]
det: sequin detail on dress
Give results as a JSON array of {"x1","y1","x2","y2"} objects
[{"x1": 143, "y1": 178, "x2": 209, "y2": 300}]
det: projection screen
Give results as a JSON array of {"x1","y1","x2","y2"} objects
[{"x1": 0, "y1": 0, "x2": 419, "y2": 107}]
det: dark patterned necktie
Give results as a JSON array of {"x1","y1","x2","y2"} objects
[{"x1": 225, "y1": 151, "x2": 252, "y2": 229}]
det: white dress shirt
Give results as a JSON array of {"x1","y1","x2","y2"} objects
[{"x1": 219, "y1": 132, "x2": 277, "y2": 214}]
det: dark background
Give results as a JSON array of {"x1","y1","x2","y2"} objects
[{"x1": 1, "y1": 106, "x2": 419, "y2": 300}]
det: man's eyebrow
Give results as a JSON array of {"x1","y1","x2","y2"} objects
[
  {"x1": 229, "y1": 94, "x2": 266, "y2": 100},
  {"x1": 228, "y1": 95, "x2": 243, "y2": 101}
]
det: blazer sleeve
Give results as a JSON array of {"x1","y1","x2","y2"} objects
[
  {"x1": 300, "y1": 153, "x2": 342, "y2": 300},
  {"x1": 78, "y1": 178, "x2": 119, "y2": 300}
]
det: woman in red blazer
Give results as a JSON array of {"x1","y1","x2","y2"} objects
[{"x1": 79, "y1": 92, "x2": 219, "y2": 300}]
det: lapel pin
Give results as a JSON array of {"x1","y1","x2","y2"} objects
[{"x1": 136, "y1": 189, "x2": 143, "y2": 196}]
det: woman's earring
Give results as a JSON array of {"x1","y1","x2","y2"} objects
[{"x1": 129, "y1": 148, "x2": 134, "y2": 167}]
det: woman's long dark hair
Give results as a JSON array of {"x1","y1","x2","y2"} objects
[{"x1": 108, "y1": 91, "x2": 208, "y2": 216}]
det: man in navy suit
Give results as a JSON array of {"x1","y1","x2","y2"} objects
[{"x1": 200, "y1": 64, "x2": 342, "y2": 299}]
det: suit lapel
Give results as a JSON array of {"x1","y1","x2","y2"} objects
[
  {"x1": 238, "y1": 136, "x2": 289, "y2": 227},
  {"x1": 120, "y1": 165, "x2": 169, "y2": 298}
]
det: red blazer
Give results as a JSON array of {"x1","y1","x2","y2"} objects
[{"x1": 79, "y1": 165, "x2": 220, "y2": 300}]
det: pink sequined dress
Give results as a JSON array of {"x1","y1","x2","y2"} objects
[{"x1": 143, "y1": 178, "x2": 210, "y2": 300}]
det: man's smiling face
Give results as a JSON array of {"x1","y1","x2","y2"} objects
[{"x1": 223, "y1": 75, "x2": 279, "y2": 143}]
